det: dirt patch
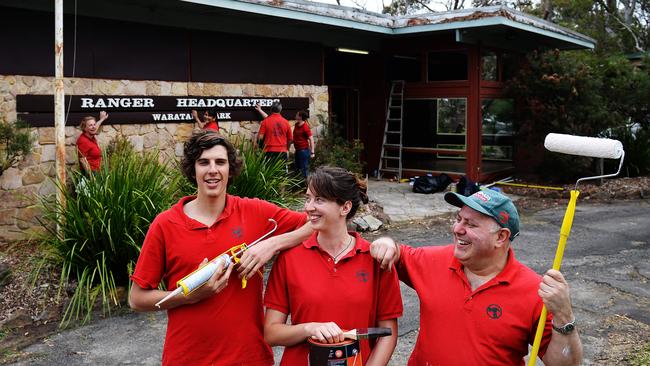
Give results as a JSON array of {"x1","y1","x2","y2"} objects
[
  {"x1": 0, "y1": 241, "x2": 66, "y2": 363},
  {"x1": 497, "y1": 176, "x2": 650, "y2": 214},
  {"x1": 592, "y1": 314, "x2": 650, "y2": 365}
]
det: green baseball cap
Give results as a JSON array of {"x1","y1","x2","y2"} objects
[{"x1": 444, "y1": 189, "x2": 520, "y2": 240}]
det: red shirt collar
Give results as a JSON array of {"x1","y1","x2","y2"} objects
[
  {"x1": 170, "y1": 194, "x2": 235, "y2": 230},
  {"x1": 79, "y1": 133, "x2": 97, "y2": 143},
  {"x1": 449, "y1": 247, "x2": 518, "y2": 284},
  {"x1": 303, "y1": 231, "x2": 370, "y2": 258}
]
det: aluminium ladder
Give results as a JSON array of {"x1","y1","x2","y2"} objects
[{"x1": 378, "y1": 80, "x2": 405, "y2": 180}]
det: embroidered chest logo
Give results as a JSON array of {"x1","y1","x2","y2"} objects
[
  {"x1": 355, "y1": 270, "x2": 369, "y2": 283},
  {"x1": 486, "y1": 304, "x2": 502, "y2": 319},
  {"x1": 231, "y1": 226, "x2": 243, "y2": 239}
]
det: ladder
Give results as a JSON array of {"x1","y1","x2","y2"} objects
[{"x1": 379, "y1": 80, "x2": 404, "y2": 180}]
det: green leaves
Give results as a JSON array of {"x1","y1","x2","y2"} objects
[
  {"x1": 36, "y1": 135, "x2": 303, "y2": 326},
  {"x1": 36, "y1": 139, "x2": 185, "y2": 327},
  {"x1": 311, "y1": 115, "x2": 365, "y2": 175},
  {"x1": 0, "y1": 120, "x2": 34, "y2": 175},
  {"x1": 225, "y1": 140, "x2": 303, "y2": 208},
  {"x1": 505, "y1": 50, "x2": 650, "y2": 181}
]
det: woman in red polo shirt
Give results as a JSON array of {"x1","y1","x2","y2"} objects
[
  {"x1": 191, "y1": 109, "x2": 220, "y2": 131},
  {"x1": 76, "y1": 111, "x2": 108, "y2": 173},
  {"x1": 264, "y1": 166, "x2": 403, "y2": 366}
]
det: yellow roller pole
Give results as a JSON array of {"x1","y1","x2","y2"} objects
[{"x1": 529, "y1": 190, "x2": 579, "y2": 365}]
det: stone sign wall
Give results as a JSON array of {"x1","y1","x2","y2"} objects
[{"x1": 0, "y1": 75, "x2": 329, "y2": 242}]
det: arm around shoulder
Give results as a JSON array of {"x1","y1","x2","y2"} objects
[
  {"x1": 237, "y1": 221, "x2": 313, "y2": 279},
  {"x1": 370, "y1": 236, "x2": 400, "y2": 270}
]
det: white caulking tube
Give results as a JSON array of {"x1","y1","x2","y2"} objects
[{"x1": 154, "y1": 219, "x2": 278, "y2": 308}]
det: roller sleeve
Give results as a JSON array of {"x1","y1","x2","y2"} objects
[{"x1": 544, "y1": 133, "x2": 624, "y2": 159}]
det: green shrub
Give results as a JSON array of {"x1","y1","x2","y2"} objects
[
  {"x1": 37, "y1": 134, "x2": 303, "y2": 326},
  {"x1": 225, "y1": 139, "x2": 303, "y2": 208},
  {"x1": 0, "y1": 120, "x2": 34, "y2": 175},
  {"x1": 505, "y1": 51, "x2": 650, "y2": 181},
  {"x1": 36, "y1": 139, "x2": 185, "y2": 326},
  {"x1": 603, "y1": 123, "x2": 650, "y2": 177},
  {"x1": 311, "y1": 115, "x2": 365, "y2": 174}
]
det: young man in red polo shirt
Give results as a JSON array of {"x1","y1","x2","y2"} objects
[
  {"x1": 256, "y1": 102, "x2": 292, "y2": 162},
  {"x1": 370, "y1": 189, "x2": 583, "y2": 366},
  {"x1": 129, "y1": 131, "x2": 312, "y2": 366},
  {"x1": 76, "y1": 111, "x2": 108, "y2": 173}
]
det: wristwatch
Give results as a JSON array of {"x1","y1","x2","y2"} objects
[{"x1": 552, "y1": 318, "x2": 576, "y2": 335}]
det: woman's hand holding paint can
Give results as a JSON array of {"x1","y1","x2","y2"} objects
[{"x1": 305, "y1": 321, "x2": 345, "y2": 344}]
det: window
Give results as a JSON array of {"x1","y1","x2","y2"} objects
[
  {"x1": 387, "y1": 55, "x2": 422, "y2": 82},
  {"x1": 402, "y1": 98, "x2": 467, "y2": 149},
  {"x1": 481, "y1": 98, "x2": 514, "y2": 161},
  {"x1": 481, "y1": 51, "x2": 498, "y2": 81},
  {"x1": 437, "y1": 98, "x2": 467, "y2": 135},
  {"x1": 427, "y1": 51, "x2": 468, "y2": 81}
]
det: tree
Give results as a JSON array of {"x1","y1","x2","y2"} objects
[{"x1": 0, "y1": 120, "x2": 34, "y2": 176}]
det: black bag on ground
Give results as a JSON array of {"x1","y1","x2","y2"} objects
[
  {"x1": 413, "y1": 174, "x2": 453, "y2": 194},
  {"x1": 456, "y1": 176, "x2": 480, "y2": 196}
]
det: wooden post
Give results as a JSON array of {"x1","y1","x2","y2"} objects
[{"x1": 54, "y1": 0, "x2": 66, "y2": 230}]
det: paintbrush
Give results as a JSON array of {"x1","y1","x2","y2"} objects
[{"x1": 342, "y1": 327, "x2": 392, "y2": 340}]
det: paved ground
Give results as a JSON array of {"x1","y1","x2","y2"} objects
[
  {"x1": 366, "y1": 180, "x2": 456, "y2": 221},
  {"x1": 10, "y1": 183, "x2": 650, "y2": 365}
]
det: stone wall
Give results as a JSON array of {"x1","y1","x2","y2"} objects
[{"x1": 0, "y1": 75, "x2": 329, "y2": 242}]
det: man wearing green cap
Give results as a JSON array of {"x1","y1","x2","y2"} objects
[{"x1": 370, "y1": 189, "x2": 582, "y2": 366}]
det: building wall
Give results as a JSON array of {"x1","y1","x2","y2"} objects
[{"x1": 0, "y1": 74, "x2": 328, "y2": 242}]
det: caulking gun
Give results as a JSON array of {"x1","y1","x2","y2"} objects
[{"x1": 155, "y1": 218, "x2": 278, "y2": 308}]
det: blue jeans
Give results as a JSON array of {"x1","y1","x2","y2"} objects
[{"x1": 294, "y1": 149, "x2": 311, "y2": 178}]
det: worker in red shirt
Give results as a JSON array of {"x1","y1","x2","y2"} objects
[
  {"x1": 76, "y1": 111, "x2": 108, "y2": 173},
  {"x1": 264, "y1": 166, "x2": 402, "y2": 366},
  {"x1": 255, "y1": 102, "x2": 292, "y2": 162},
  {"x1": 291, "y1": 110, "x2": 315, "y2": 178},
  {"x1": 191, "y1": 109, "x2": 220, "y2": 131},
  {"x1": 370, "y1": 189, "x2": 583, "y2": 366},
  {"x1": 129, "y1": 131, "x2": 312, "y2": 366}
]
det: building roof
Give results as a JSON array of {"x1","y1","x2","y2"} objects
[
  {"x1": 3, "y1": 0, "x2": 595, "y2": 51},
  {"x1": 183, "y1": 0, "x2": 595, "y2": 50}
]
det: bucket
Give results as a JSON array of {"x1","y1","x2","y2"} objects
[{"x1": 308, "y1": 338, "x2": 363, "y2": 366}]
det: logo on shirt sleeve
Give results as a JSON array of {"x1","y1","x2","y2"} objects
[{"x1": 486, "y1": 304, "x2": 502, "y2": 319}]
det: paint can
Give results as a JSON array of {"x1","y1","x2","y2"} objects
[{"x1": 308, "y1": 338, "x2": 363, "y2": 366}]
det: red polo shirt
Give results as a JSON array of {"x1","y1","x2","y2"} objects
[
  {"x1": 292, "y1": 121, "x2": 312, "y2": 151},
  {"x1": 131, "y1": 195, "x2": 307, "y2": 366},
  {"x1": 76, "y1": 133, "x2": 102, "y2": 171},
  {"x1": 259, "y1": 113, "x2": 292, "y2": 152},
  {"x1": 398, "y1": 244, "x2": 553, "y2": 366},
  {"x1": 203, "y1": 120, "x2": 219, "y2": 131},
  {"x1": 265, "y1": 232, "x2": 403, "y2": 366}
]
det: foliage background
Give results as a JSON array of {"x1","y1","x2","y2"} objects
[
  {"x1": 311, "y1": 114, "x2": 365, "y2": 174},
  {"x1": 37, "y1": 135, "x2": 304, "y2": 326}
]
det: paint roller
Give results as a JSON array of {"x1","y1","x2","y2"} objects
[{"x1": 528, "y1": 133, "x2": 624, "y2": 365}]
